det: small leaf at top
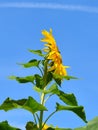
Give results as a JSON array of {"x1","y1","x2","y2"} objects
[
  {"x1": 53, "y1": 73, "x2": 78, "y2": 81},
  {"x1": 64, "y1": 76, "x2": 78, "y2": 80},
  {"x1": 20, "y1": 59, "x2": 40, "y2": 68},
  {"x1": 28, "y1": 49, "x2": 44, "y2": 57}
]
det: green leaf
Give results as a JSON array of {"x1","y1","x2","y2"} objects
[
  {"x1": 74, "y1": 127, "x2": 86, "y2": 130},
  {"x1": 55, "y1": 128, "x2": 72, "y2": 130},
  {"x1": 74, "y1": 116, "x2": 98, "y2": 130},
  {"x1": 20, "y1": 59, "x2": 40, "y2": 68},
  {"x1": 86, "y1": 116, "x2": 98, "y2": 130},
  {"x1": 56, "y1": 103, "x2": 87, "y2": 123},
  {"x1": 33, "y1": 86, "x2": 43, "y2": 93},
  {"x1": 56, "y1": 91, "x2": 78, "y2": 106},
  {"x1": 46, "y1": 72, "x2": 53, "y2": 85},
  {"x1": 53, "y1": 73, "x2": 65, "y2": 81},
  {"x1": 0, "y1": 121, "x2": 20, "y2": 130},
  {"x1": 29, "y1": 49, "x2": 44, "y2": 57},
  {"x1": 63, "y1": 76, "x2": 78, "y2": 80},
  {"x1": 47, "y1": 128, "x2": 55, "y2": 130},
  {"x1": 44, "y1": 84, "x2": 78, "y2": 106},
  {"x1": 0, "y1": 96, "x2": 47, "y2": 114},
  {"x1": 53, "y1": 76, "x2": 62, "y2": 86},
  {"x1": 25, "y1": 121, "x2": 38, "y2": 130},
  {"x1": 44, "y1": 83, "x2": 58, "y2": 94},
  {"x1": 38, "y1": 83, "x2": 78, "y2": 106},
  {"x1": 9, "y1": 75, "x2": 35, "y2": 84},
  {"x1": 33, "y1": 83, "x2": 58, "y2": 94},
  {"x1": 46, "y1": 127, "x2": 72, "y2": 130},
  {"x1": 53, "y1": 73, "x2": 78, "y2": 83},
  {"x1": 34, "y1": 74, "x2": 44, "y2": 88}
]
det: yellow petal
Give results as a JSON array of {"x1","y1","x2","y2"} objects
[
  {"x1": 42, "y1": 124, "x2": 49, "y2": 130},
  {"x1": 41, "y1": 29, "x2": 69, "y2": 77}
]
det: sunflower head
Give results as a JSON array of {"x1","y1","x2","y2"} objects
[{"x1": 41, "y1": 29, "x2": 69, "y2": 76}]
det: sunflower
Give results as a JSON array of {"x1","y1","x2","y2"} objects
[{"x1": 41, "y1": 29, "x2": 69, "y2": 76}]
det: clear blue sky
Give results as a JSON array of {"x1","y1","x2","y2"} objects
[{"x1": 0, "y1": 0, "x2": 98, "y2": 129}]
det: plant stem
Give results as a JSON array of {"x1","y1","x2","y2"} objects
[
  {"x1": 33, "y1": 113, "x2": 37, "y2": 124},
  {"x1": 39, "y1": 60, "x2": 48, "y2": 130},
  {"x1": 38, "y1": 66, "x2": 43, "y2": 76},
  {"x1": 44, "y1": 94, "x2": 53, "y2": 104},
  {"x1": 42, "y1": 110, "x2": 57, "y2": 129},
  {"x1": 39, "y1": 92, "x2": 45, "y2": 130},
  {"x1": 36, "y1": 113, "x2": 40, "y2": 123}
]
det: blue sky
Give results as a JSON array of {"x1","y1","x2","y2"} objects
[{"x1": 0, "y1": 0, "x2": 98, "y2": 129}]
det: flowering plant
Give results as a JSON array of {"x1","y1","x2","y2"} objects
[{"x1": 0, "y1": 29, "x2": 87, "y2": 130}]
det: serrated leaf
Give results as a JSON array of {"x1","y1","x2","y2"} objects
[
  {"x1": 56, "y1": 103, "x2": 87, "y2": 123},
  {"x1": 20, "y1": 59, "x2": 40, "y2": 68},
  {"x1": 9, "y1": 75, "x2": 35, "y2": 84},
  {"x1": 0, "y1": 96, "x2": 47, "y2": 114},
  {"x1": 0, "y1": 121, "x2": 20, "y2": 130},
  {"x1": 29, "y1": 49, "x2": 44, "y2": 57},
  {"x1": 56, "y1": 91, "x2": 78, "y2": 106}
]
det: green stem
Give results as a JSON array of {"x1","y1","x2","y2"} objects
[
  {"x1": 39, "y1": 60, "x2": 48, "y2": 130},
  {"x1": 38, "y1": 66, "x2": 43, "y2": 76},
  {"x1": 39, "y1": 92, "x2": 45, "y2": 130},
  {"x1": 44, "y1": 94, "x2": 53, "y2": 104},
  {"x1": 42, "y1": 110, "x2": 57, "y2": 129},
  {"x1": 35, "y1": 113, "x2": 40, "y2": 123},
  {"x1": 33, "y1": 113, "x2": 37, "y2": 124}
]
